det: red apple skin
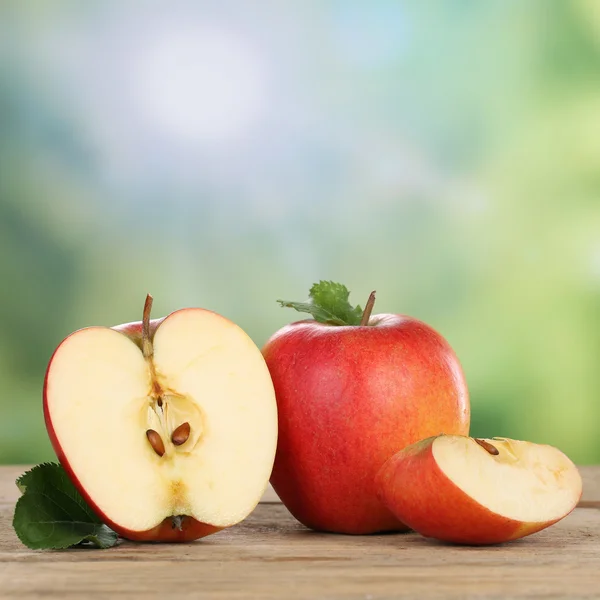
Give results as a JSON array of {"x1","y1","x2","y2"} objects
[
  {"x1": 112, "y1": 318, "x2": 164, "y2": 346},
  {"x1": 262, "y1": 314, "x2": 470, "y2": 534},
  {"x1": 43, "y1": 321, "x2": 222, "y2": 543},
  {"x1": 375, "y1": 436, "x2": 573, "y2": 545}
]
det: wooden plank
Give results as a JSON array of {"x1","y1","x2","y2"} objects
[
  {"x1": 2, "y1": 500, "x2": 600, "y2": 598},
  {"x1": 0, "y1": 466, "x2": 27, "y2": 506},
  {"x1": 2, "y1": 467, "x2": 600, "y2": 599},
  {"x1": 579, "y1": 465, "x2": 600, "y2": 507},
  {"x1": 261, "y1": 484, "x2": 280, "y2": 503}
]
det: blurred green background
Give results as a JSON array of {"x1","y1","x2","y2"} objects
[{"x1": 1, "y1": 0, "x2": 599, "y2": 464}]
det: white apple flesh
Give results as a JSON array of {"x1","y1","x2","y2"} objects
[
  {"x1": 376, "y1": 435, "x2": 582, "y2": 545},
  {"x1": 44, "y1": 296, "x2": 278, "y2": 541}
]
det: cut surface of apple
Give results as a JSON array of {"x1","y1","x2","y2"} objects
[
  {"x1": 376, "y1": 435, "x2": 582, "y2": 545},
  {"x1": 436, "y1": 436, "x2": 582, "y2": 523},
  {"x1": 44, "y1": 297, "x2": 278, "y2": 541}
]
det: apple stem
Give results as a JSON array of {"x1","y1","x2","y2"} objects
[
  {"x1": 360, "y1": 291, "x2": 376, "y2": 326},
  {"x1": 142, "y1": 294, "x2": 154, "y2": 359}
]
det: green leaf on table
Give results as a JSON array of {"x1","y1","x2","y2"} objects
[
  {"x1": 17, "y1": 463, "x2": 72, "y2": 496},
  {"x1": 13, "y1": 463, "x2": 118, "y2": 550},
  {"x1": 277, "y1": 280, "x2": 364, "y2": 326}
]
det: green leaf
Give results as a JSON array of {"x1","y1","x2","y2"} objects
[
  {"x1": 277, "y1": 280, "x2": 365, "y2": 326},
  {"x1": 16, "y1": 463, "x2": 97, "y2": 521},
  {"x1": 17, "y1": 463, "x2": 70, "y2": 495},
  {"x1": 13, "y1": 463, "x2": 118, "y2": 550}
]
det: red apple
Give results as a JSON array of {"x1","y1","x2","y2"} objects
[
  {"x1": 376, "y1": 435, "x2": 583, "y2": 545},
  {"x1": 44, "y1": 295, "x2": 278, "y2": 542},
  {"x1": 262, "y1": 282, "x2": 470, "y2": 534}
]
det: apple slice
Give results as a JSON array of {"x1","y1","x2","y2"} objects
[
  {"x1": 376, "y1": 435, "x2": 582, "y2": 545},
  {"x1": 44, "y1": 295, "x2": 277, "y2": 542}
]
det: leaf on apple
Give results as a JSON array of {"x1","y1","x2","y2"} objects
[
  {"x1": 13, "y1": 463, "x2": 118, "y2": 550},
  {"x1": 277, "y1": 281, "x2": 364, "y2": 326}
]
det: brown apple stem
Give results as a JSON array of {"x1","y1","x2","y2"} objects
[
  {"x1": 360, "y1": 291, "x2": 376, "y2": 326},
  {"x1": 142, "y1": 293, "x2": 154, "y2": 359},
  {"x1": 475, "y1": 438, "x2": 499, "y2": 455}
]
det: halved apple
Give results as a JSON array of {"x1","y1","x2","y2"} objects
[
  {"x1": 44, "y1": 295, "x2": 278, "y2": 542},
  {"x1": 376, "y1": 434, "x2": 582, "y2": 545}
]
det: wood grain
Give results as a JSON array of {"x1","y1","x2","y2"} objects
[
  {"x1": 1, "y1": 466, "x2": 599, "y2": 599},
  {"x1": 578, "y1": 465, "x2": 600, "y2": 505}
]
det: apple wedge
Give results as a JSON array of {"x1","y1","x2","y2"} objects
[
  {"x1": 44, "y1": 295, "x2": 277, "y2": 542},
  {"x1": 376, "y1": 435, "x2": 582, "y2": 545}
]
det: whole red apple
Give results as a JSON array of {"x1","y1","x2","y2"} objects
[{"x1": 262, "y1": 281, "x2": 470, "y2": 534}]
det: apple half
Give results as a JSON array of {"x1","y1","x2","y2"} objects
[
  {"x1": 44, "y1": 295, "x2": 278, "y2": 542},
  {"x1": 376, "y1": 434, "x2": 582, "y2": 545}
]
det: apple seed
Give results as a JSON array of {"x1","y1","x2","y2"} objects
[
  {"x1": 146, "y1": 429, "x2": 166, "y2": 457},
  {"x1": 475, "y1": 438, "x2": 499, "y2": 456},
  {"x1": 171, "y1": 422, "x2": 191, "y2": 446}
]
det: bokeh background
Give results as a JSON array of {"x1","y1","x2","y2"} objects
[{"x1": 1, "y1": 0, "x2": 599, "y2": 464}]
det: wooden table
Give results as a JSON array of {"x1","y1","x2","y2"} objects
[{"x1": 1, "y1": 466, "x2": 599, "y2": 599}]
